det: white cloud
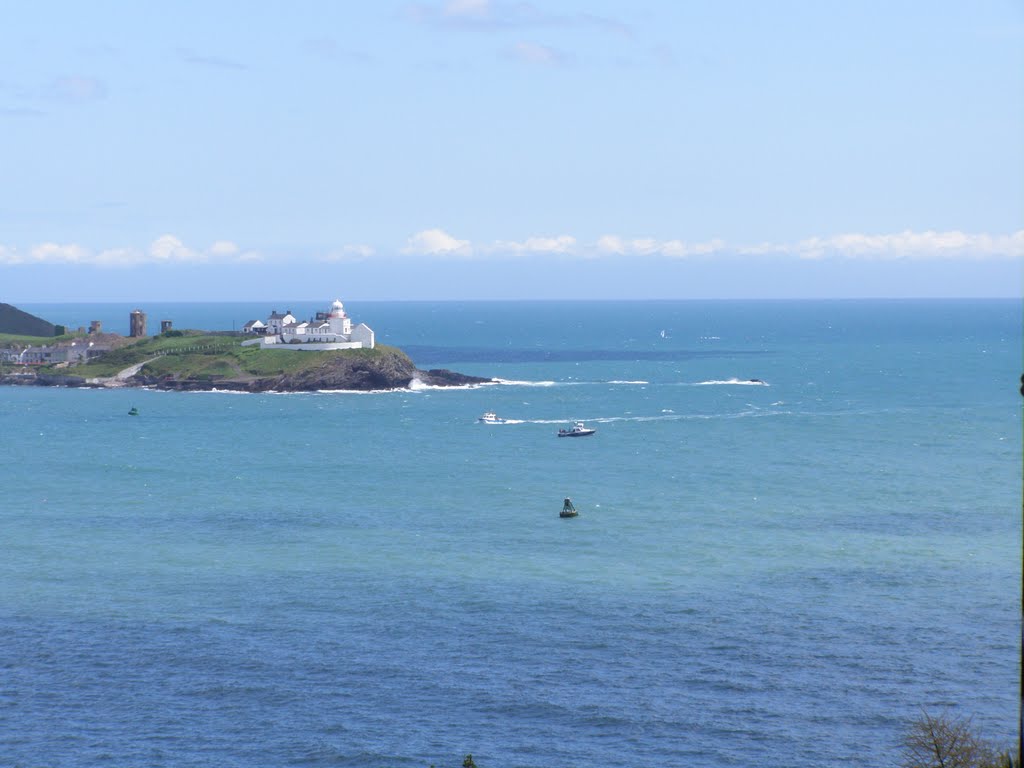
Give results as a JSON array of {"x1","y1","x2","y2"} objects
[
  {"x1": 319, "y1": 244, "x2": 376, "y2": 262},
  {"x1": 30, "y1": 243, "x2": 90, "y2": 263},
  {"x1": 489, "y1": 235, "x2": 576, "y2": 254},
  {"x1": 208, "y1": 240, "x2": 239, "y2": 256},
  {"x1": 595, "y1": 235, "x2": 626, "y2": 255},
  {"x1": 735, "y1": 241, "x2": 779, "y2": 256},
  {"x1": 596, "y1": 230, "x2": 1023, "y2": 260},
  {"x1": 683, "y1": 239, "x2": 726, "y2": 256},
  {"x1": 94, "y1": 247, "x2": 144, "y2": 266},
  {"x1": 3, "y1": 229, "x2": 1021, "y2": 269},
  {"x1": 596, "y1": 235, "x2": 726, "y2": 258},
  {"x1": 150, "y1": 235, "x2": 204, "y2": 262},
  {"x1": 207, "y1": 241, "x2": 266, "y2": 262},
  {"x1": 402, "y1": 228, "x2": 473, "y2": 256},
  {"x1": 657, "y1": 240, "x2": 688, "y2": 257},
  {"x1": 0, "y1": 236, "x2": 263, "y2": 267},
  {"x1": 741, "y1": 230, "x2": 1024, "y2": 260}
]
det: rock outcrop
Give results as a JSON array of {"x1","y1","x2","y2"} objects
[
  {"x1": 133, "y1": 348, "x2": 490, "y2": 392},
  {"x1": 257, "y1": 347, "x2": 421, "y2": 392}
]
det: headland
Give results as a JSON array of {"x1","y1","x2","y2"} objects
[{"x1": 0, "y1": 301, "x2": 493, "y2": 392}]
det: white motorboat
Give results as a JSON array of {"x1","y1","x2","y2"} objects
[{"x1": 557, "y1": 421, "x2": 596, "y2": 437}]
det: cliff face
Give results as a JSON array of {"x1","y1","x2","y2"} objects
[
  {"x1": 137, "y1": 347, "x2": 491, "y2": 392},
  {"x1": 250, "y1": 347, "x2": 419, "y2": 392}
]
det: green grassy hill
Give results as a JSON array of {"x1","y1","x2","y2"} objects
[
  {"x1": 2, "y1": 330, "x2": 487, "y2": 391},
  {"x1": 63, "y1": 333, "x2": 415, "y2": 387},
  {"x1": 0, "y1": 303, "x2": 56, "y2": 337}
]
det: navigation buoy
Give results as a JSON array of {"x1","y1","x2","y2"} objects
[{"x1": 560, "y1": 497, "x2": 579, "y2": 518}]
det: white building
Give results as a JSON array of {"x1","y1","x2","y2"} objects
[
  {"x1": 265, "y1": 310, "x2": 295, "y2": 335},
  {"x1": 242, "y1": 300, "x2": 375, "y2": 351},
  {"x1": 1, "y1": 340, "x2": 107, "y2": 364}
]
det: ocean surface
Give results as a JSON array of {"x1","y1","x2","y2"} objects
[{"x1": 1, "y1": 299, "x2": 1020, "y2": 767}]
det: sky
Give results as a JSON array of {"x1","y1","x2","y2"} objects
[{"x1": 1, "y1": 0, "x2": 1022, "y2": 301}]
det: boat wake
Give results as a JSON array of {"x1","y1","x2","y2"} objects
[
  {"x1": 492, "y1": 378, "x2": 559, "y2": 387},
  {"x1": 691, "y1": 378, "x2": 769, "y2": 386},
  {"x1": 180, "y1": 376, "x2": 763, "y2": 396},
  {"x1": 492, "y1": 378, "x2": 649, "y2": 388},
  {"x1": 495, "y1": 378, "x2": 775, "y2": 389},
  {"x1": 511, "y1": 409, "x2": 790, "y2": 425}
]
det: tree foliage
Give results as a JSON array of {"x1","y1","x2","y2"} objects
[{"x1": 900, "y1": 710, "x2": 1016, "y2": 768}]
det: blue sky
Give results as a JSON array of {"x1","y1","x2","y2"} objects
[{"x1": 1, "y1": 0, "x2": 1022, "y2": 301}]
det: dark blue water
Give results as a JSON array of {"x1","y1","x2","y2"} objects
[{"x1": 1, "y1": 299, "x2": 1020, "y2": 766}]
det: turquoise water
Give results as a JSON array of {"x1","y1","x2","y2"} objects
[{"x1": 1, "y1": 300, "x2": 1020, "y2": 766}]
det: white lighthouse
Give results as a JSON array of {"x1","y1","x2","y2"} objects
[{"x1": 327, "y1": 299, "x2": 352, "y2": 336}]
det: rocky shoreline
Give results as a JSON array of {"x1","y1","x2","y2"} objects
[{"x1": 0, "y1": 352, "x2": 494, "y2": 393}]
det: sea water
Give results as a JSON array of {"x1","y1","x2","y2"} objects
[{"x1": 0, "y1": 299, "x2": 1019, "y2": 767}]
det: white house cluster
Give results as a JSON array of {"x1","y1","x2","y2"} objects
[{"x1": 241, "y1": 299, "x2": 375, "y2": 351}]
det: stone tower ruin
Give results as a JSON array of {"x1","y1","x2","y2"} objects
[{"x1": 129, "y1": 309, "x2": 147, "y2": 338}]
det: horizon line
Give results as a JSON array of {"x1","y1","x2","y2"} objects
[{"x1": 10, "y1": 295, "x2": 1022, "y2": 304}]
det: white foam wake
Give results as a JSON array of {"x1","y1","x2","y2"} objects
[
  {"x1": 408, "y1": 378, "x2": 490, "y2": 392},
  {"x1": 492, "y1": 378, "x2": 558, "y2": 387},
  {"x1": 693, "y1": 378, "x2": 768, "y2": 386}
]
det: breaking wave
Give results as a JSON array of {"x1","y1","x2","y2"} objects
[{"x1": 407, "y1": 377, "x2": 491, "y2": 392}]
